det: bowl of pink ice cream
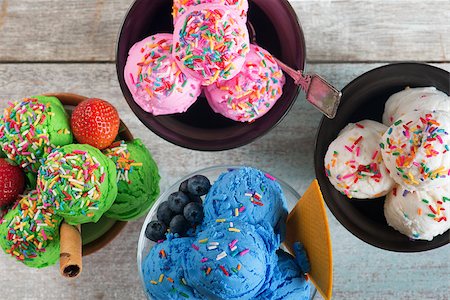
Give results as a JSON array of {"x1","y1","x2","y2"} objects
[{"x1": 116, "y1": 0, "x2": 305, "y2": 151}]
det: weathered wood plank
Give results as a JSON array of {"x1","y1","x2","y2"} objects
[
  {"x1": 0, "y1": 62, "x2": 448, "y2": 299},
  {"x1": 0, "y1": 0, "x2": 448, "y2": 62}
]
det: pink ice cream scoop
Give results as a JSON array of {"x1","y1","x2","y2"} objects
[
  {"x1": 205, "y1": 44, "x2": 285, "y2": 122},
  {"x1": 172, "y1": 0, "x2": 248, "y2": 25},
  {"x1": 173, "y1": 4, "x2": 250, "y2": 86},
  {"x1": 124, "y1": 33, "x2": 202, "y2": 115}
]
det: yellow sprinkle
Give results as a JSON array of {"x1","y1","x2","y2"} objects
[
  {"x1": 150, "y1": 281, "x2": 158, "y2": 285},
  {"x1": 26, "y1": 235, "x2": 35, "y2": 241},
  {"x1": 216, "y1": 219, "x2": 226, "y2": 223},
  {"x1": 198, "y1": 238, "x2": 209, "y2": 244},
  {"x1": 235, "y1": 208, "x2": 239, "y2": 217},
  {"x1": 159, "y1": 274, "x2": 164, "y2": 282},
  {"x1": 182, "y1": 54, "x2": 193, "y2": 62},
  {"x1": 228, "y1": 228, "x2": 241, "y2": 233}
]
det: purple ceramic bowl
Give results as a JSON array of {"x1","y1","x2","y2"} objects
[
  {"x1": 314, "y1": 63, "x2": 450, "y2": 252},
  {"x1": 116, "y1": 0, "x2": 305, "y2": 151}
]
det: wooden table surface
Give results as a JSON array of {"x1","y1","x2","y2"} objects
[{"x1": 0, "y1": 1, "x2": 449, "y2": 299}]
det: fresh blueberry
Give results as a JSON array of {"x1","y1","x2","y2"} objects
[
  {"x1": 145, "y1": 221, "x2": 167, "y2": 242},
  {"x1": 168, "y1": 191, "x2": 191, "y2": 214},
  {"x1": 187, "y1": 175, "x2": 211, "y2": 196},
  {"x1": 157, "y1": 201, "x2": 175, "y2": 226},
  {"x1": 183, "y1": 202, "x2": 204, "y2": 225},
  {"x1": 169, "y1": 215, "x2": 189, "y2": 236},
  {"x1": 179, "y1": 179, "x2": 189, "y2": 193},
  {"x1": 187, "y1": 194, "x2": 203, "y2": 204}
]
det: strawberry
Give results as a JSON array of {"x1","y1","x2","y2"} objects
[
  {"x1": 71, "y1": 98, "x2": 120, "y2": 150},
  {"x1": 0, "y1": 158, "x2": 25, "y2": 207}
]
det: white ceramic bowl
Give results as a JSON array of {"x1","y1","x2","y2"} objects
[{"x1": 137, "y1": 165, "x2": 317, "y2": 299}]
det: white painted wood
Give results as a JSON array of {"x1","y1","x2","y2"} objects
[
  {"x1": 0, "y1": 0, "x2": 448, "y2": 62},
  {"x1": 0, "y1": 62, "x2": 448, "y2": 299}
]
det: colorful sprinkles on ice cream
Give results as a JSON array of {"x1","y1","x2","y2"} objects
[
  {"x1": 0, "y1": 99, "x2": 55, "y2": 172},
  {"x1": 37, "y1": 149, "x2": 103, "y2": 217},
  {"x1": 173, "y1": 5, "x2": 250, "y2": 85}
]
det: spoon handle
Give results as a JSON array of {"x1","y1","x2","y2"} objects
[{"x1": 274, "y1": 58, "x2": 342, "y2": 119}]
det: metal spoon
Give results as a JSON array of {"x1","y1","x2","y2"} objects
[{"x1": 247, "y1": 22, "x2": 342, "y2": 119}]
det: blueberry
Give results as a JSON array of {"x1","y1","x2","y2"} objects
[
  {"x1": 187, "y1": 175, "x2": 211, "y2": 196},
  {"x1": 157, "y1": 201, "x2": 175, "y2": 226},
  {"x1": 179, "y1": 179, "x2": 189, "y2": 193},
  {"x1": 170, "y1": 215, "x2": 189, "y2": 236},
  {"x1": 188, "y1": 194, "x2": 203, "y2": 204},
  {"x1": 145, "y1": 221, "x2": 167, "y2": 242},
  {"x1": 183, "y1": 202, "x2": 204, "y2": 225},
  {"x1": 168, "y1": 192, "x2": 191, "y2": 214}
]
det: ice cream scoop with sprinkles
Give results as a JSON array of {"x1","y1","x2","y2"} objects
[
  {"x1": 0, "y1": 96, "x2": 73, "y2": 172},
  {"x1": 183, "y1": 222, "x2": 278, "y2": 300},
  {"x1": 36, "y1": 144, "x2": 117, "y2": 225},
  {"x1": 173, "y1": 3, "x2": 250, "y2": 86},
  {"x1": 324, "y1": 120, "x2": 395, "y2": 199},
  {"x1": 205, "y1": 44, "x2": 285, "y2": 122},
  {"x1": 124, "y1": 33, "x2": 202, "y2": 116},
  {"x1": 384, "y1": 184, "x2": 450, "y2": 241},
  {"x1": 380, "y1": 110, "x2": 450, "y2": 191},
  {"x1": 103, "y1": 139, "x2": 160, "y2": 221},
  {"x1": 0, "y1": 190, "x2": 62, "y2": 268},
  {"x1": 172, "y1": 0, "x2": 248, "y2": 25}
]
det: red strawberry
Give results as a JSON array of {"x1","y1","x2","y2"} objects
[
  {"x1": 71, "y1": 98, "x2": 120, "y2": 150},
  {"x1": 0, "y1": 158, "x2": 25, "y2": 207}
]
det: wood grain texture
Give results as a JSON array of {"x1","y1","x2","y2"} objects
[
  {"x1": 0, "y1": 63, "x2": 448, "y2": 299},
  {"x1": 0, "y1": 0, "x2": 448, "y2": 62}
]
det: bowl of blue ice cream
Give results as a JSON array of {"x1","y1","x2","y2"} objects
[{"x1": 137, "y1": 166, "x2": 317, "y2": 300}]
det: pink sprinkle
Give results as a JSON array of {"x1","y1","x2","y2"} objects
[
  {"x1": 345, "y1": 145, "x2": 353, "y2": 153},
  {"x1": 229, "y1": 239, "x2": 238, "y2": 249},
  {"x1": 437, "y1": 135, "x2": 443, "y2": 144},
  {"x1": 201, "y1": 257, "x2": 208, "y2": 263},
  {"x1": 342, "y1": 173, "x2": 354, "y2": 180},
  {"x1": 41, "y1": 230, "x2": 47, "y2": 241},
  {"x1": 192, "y1": 244, "x2": 199, "y2": 251},
  {"x1": 371, "y1": 151, "x2": 378, "y2": 160},
  {"x1": 129, "y1": 73, "x2": 135, "y2": 85},
  {"x1": 238, "y1": 206, "x2": 246, "y2": 213},
  {"x1": 100, "y1": 173, "x2": 105, "y2": 183},
  {"x1": 356, "y1": 147, "x2": 360, "y2": 157},
  {"x1": 265, "y1": 173, "x2": 276, "y2": 181},
  {"x1": 73, "y1": 150, "x2": 87, "y2": 155},
  {"x1": 239, "y1": 249, "x2": 249, "y2": 256}
]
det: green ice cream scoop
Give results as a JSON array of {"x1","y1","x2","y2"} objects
[
  {"x1": 37, "y1": 144, "x2": 118, "y2": 225},
  {"x1": 103, "y1": 139, "x2": 160, "y2": 221},
  {"x1": 0, "y1": 190, "x2": 62, "y2": 268},
  {"x1": 0, "y1": 96, "x2": 73, "y2": 172}
]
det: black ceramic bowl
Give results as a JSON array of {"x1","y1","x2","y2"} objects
[
  {"x1": 116, "y1": 0, "x2": 305, "y2": 151},
  {"x1": 314, "y1": 63, "x2": 450, "y2": 252}
]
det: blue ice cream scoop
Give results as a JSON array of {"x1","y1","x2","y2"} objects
[
  {"x1": 203, "y1": 167, "x2": 288, "y2": 240},
  {"x1": 256, "y1": 249, "x2": 311, "y2": 300},
  {"x1": 183, "y1": 221, "x2": 278, "y2": 300},
  {"x1": 142, "y1": 236, "x2": 201, "y2": 299}
]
